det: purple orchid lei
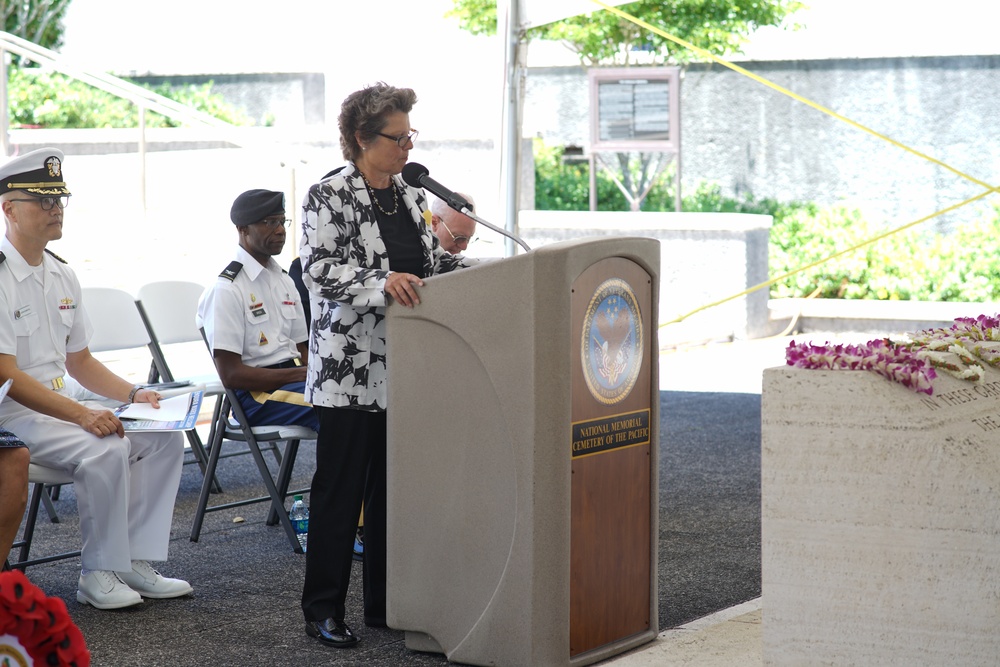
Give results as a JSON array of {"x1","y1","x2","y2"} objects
[
  {"x1": 786, "y1": 314, "x2": 1000, "y2": 395},
  {"x1": 785, "y1": 315, "x2": 1000, "y2": 394},
  {"x1": 786, "y1": 338, "x2": 937, "y2": 395}
]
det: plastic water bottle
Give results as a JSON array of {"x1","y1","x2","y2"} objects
[{"x1": 290, "y1": 495, "x2": 309, "y2": 553}]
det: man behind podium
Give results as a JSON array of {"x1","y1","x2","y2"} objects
[
  {"x1": 0, "y1": 147, "x2": 191, "y2": 608},
  {"x1": 429, "y1": 192, "x2": 477, "y2": 254},
  {"x1": 196, "y1": 189, "x2": 318, "y2": 431}
]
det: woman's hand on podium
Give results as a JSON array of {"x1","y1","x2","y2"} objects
[{"x1": 385, "y1": 272, "x2": 424, "y2": 308}]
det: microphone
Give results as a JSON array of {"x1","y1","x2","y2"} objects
[
  {"x1": 401, "y1": 162, "x2": 531, "y2": 253},
  {"x1": 401, "y1": 162, "x2": 470, "y2": 213}
]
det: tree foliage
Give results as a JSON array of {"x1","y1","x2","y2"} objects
[
  {"x1": 768, "y1": 205, "x2": 1000, "y2": 302},
  {"x1": 447, "y1": 0, "x2": 804, "y2": 65},
  {"x1": 535, "y1": 146, "x2": 1000, "y2": 303},
  {"x1": 1, "y1": 0, "x2": 72, "y2": 52},
  {"x1": 8, "y1": 69, "x2": 253, "y2": 128}
]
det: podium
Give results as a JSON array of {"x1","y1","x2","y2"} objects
[{"x1": 386, "y1": 237, "x2": 660, "y2": 666}]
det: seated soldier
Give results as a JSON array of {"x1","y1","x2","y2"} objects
[{"x1": 196, "y1": 189, "x2": 318, "y2": 431}]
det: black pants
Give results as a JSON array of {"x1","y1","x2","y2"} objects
[{"x1": 301, "y1": 406, "x2": 386, "y2": 624}]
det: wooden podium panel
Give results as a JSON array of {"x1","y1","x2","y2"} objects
[{"x1": 569, "y1": 258, "x2": 653, "y2": 656}]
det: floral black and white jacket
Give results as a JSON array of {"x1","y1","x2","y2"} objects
[{"x1": 299, "y1": 161, "x2": 474, "y2": 411}]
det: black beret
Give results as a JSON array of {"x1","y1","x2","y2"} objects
[{"x1": 230, "y1": 189, "x2": 285, "y2": 227}]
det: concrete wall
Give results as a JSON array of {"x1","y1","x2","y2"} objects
[
  {"x1": 762, "y1": 365, "x2": 1000, "y2": 664},
  {"x1": 524, "y1": 55, "x2": 1000, "y2": 231},
  {"x1": 132, "y1": 73, "x2": 327, "y2": 127},
  {"x1": 518, "y1": 211, "x2": 773, "y2": 343}
]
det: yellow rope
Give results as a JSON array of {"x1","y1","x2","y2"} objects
[
  {"x1": 589, "y1": 0, "x2": 997, "y2": 191},
  {"x1": 585, "y1": 0, "x2": 1000, "y2": 327},
  {"x1": 661, "y1": 188, "x2": 995, "y2": 326}
]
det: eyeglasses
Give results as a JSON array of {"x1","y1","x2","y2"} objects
[
  {"x1": 376, "y1": 129, "x2": 419, "y2": 148},
  {"x1": 254, "y1": 217, "x2": 292, "y2": 229},
  {"x1": 8, "y1": 195, "x2": 70, "y2": 211},
  {"x1": 439, "y1": 217, "x2": 477, "y2": 247}
]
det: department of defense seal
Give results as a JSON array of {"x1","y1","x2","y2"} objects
[{"x1": 581, "y1": 277, "x2": 643, "y2": 405}]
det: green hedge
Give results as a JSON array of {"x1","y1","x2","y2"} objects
[
  {"x1": 534, "y1": 141, "x2": 1000, "y2": 302},
  {"x1": 769, "y1": 204, "x2": 1000, "y2": 302},
  {"x1": 8, "y1": 68, "x2": 252, "y2": 128}
]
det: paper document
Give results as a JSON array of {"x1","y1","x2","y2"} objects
[
  {"x1": 114, "y1": 390, "x2": 204, "y2": 432},
  {"x1": 0, "y1": 377, "x2": 11, "y2": 404},
  {"x1": 156, "y1": 383, "x2": 206, "y2": 399}
]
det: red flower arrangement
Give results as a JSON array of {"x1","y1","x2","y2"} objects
[{"x1": 0, "y1": 569, "x2": 89, "y2": 666}]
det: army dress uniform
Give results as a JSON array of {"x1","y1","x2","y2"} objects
[{"x1": 197, "y1": 245, "x2": 317, "y2": 430}]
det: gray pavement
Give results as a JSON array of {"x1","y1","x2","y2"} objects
[{"x1": 4, "y1": 336, "x2": 793, "y2": 666}]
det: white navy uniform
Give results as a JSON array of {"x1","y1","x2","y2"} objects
[{"x1": 0, "y1": 236, "x2": 184, "y2": 572}]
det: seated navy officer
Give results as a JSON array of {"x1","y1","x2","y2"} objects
[
  {"x1": 0, "y1": 147, "x2": 191, "y2": 607},
  {"x1": 196, "y1": 189, "x2": 318, "y2": 432}
]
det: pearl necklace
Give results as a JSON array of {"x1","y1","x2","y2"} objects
[{"x1": 359, "y1": 170, "x2": 399, "y2": 217}]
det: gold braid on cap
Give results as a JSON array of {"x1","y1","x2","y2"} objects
[{"x1": 7, "y1": 182, "x2": 67, "y2": 190}]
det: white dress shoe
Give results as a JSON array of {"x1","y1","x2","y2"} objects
[
  {"x1": 117, "y1": 560, "x2": 193, "y2": 599},
  {"x1": 77, "y1": 570, "x2": 143, "y2": 609}
]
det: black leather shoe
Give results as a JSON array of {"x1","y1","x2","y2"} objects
[{"x1": 305, "y1": 618, "x2": 360, "y2": 648}]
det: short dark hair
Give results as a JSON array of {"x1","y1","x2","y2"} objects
[{"x1": 338, "y1": 82, "x2": 417, "y2": 162}]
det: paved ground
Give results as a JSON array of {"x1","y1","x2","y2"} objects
[{"x1": 4, "y1": 333, "x2": 795, "y2": 667}]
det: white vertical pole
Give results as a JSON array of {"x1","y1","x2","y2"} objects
[
  {"x1": 499, "y1": 0, "x2": 523, "y2": 257},
  {"x1": 0, "y1": 48, "x2": 9, "y2": 158},
  {"x1": 138, "y1": 105, "x2": 147, "y2": 213}
]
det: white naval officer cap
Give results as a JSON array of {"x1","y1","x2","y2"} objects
[{"x1": 0, "y1": 147, "x2": 71, "y2": 196}]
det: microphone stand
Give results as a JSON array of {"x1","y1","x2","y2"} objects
[{"x1": 458, "y1": 205, "x2": 531, "y2": 253}]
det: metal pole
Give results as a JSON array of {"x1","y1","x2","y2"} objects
[
  {"x1": 138, "y1": 105, "x2": 147, "y2": 213},
  {"x1": 675, "y1": 77, "x2": 682, "y2": 212},
  {"x1": 589, "y1": 152, "x2": 597, "y2": 212},
  {"x1": 0, "y1": 48, "x2": 9, "y2": 158},
  {"x1": 500, "y1": 0, "x2": 522, "y2": 257}
]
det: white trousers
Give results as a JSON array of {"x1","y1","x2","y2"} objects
[{"x1": 1, "y1": 401, "x2": 185, "y2": 571}]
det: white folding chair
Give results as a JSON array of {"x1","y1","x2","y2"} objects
[
  {"x1": 133, "y1": 281, "x2": 223, "y2": 395},
  {"x1": 134, "y1": 281, "x2": 255, "y2": 493},
  {"x1": 81, "y1": 287, "x2": 216, "y2": 483},
  {"x1": 6, "y1": 462, "x2": 79, "y2": 570},
  {"x1": 190, "y1": 328, "x2": 314, "y2": 553}
]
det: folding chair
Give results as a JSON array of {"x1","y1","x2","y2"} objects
[
  {"x1": 5, "y1": 462, "x2": 80, "y2": 571},
  {"x1": 80, "y1": 286, "x2": 216, "y2": 485},
  {"x1": 134, "y1": 281, "x2": 223, "y2": 392},
  {"x1": 134, "y1": 281, "x2": 234, "y2": 493},
  {"x1": 190, "y1": 327, "x2": 314, "y2": 553}
]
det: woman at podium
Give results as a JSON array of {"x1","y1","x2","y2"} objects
[{"x1": 297, "y1": 81, "x2": 477, "y2": 649}]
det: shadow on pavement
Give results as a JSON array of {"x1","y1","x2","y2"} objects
[{"x1": 10, "y1": 390, "x2": 761, "y2": 666}]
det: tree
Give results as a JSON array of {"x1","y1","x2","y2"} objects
[
  {"x1": 448, "y1": 0, "x2": 803, "y2": 209},
  {"x1": 448, "y1": 0, "x2": 803, "y2": 66},
  {"x1": 1, "y1": 0, "x2": 72, "y2": 52}
]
